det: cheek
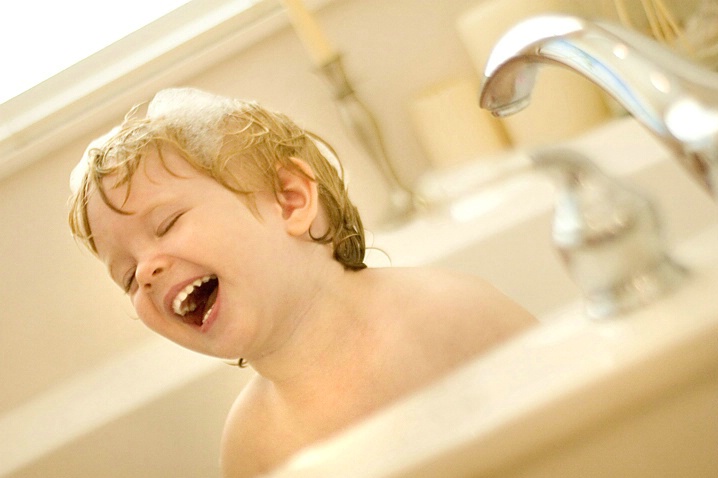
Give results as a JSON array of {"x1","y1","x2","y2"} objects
[
  {"x1": 206, "y1": 205, "x2": 280, "y2": 254},
  {"x1": 132, "y1": 294, "x2": 164, "y2": 334}
]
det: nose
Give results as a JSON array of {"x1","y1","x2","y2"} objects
[{"x1": 135, "y1": 256, "x2": 169, "y2": 289}]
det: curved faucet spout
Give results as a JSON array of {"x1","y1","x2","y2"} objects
[{"x1": 479, "y1": 14, "x2": 718, "y2": 198}]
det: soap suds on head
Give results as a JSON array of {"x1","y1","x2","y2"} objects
[{"x1": 147, "y1": 88, "x2": 238, "y2": 167}]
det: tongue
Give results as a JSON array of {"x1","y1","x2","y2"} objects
[{"x1": 182, "y1": 312, "x2": 205, "y2": 327}]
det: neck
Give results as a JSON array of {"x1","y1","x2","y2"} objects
[{"x1": 247, "y1": 265, "x2": 375, "y2": 386}]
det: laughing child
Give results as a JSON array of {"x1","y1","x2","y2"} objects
[{"x1": 68, "y1": 87, "x2": 536, "y2": 477}]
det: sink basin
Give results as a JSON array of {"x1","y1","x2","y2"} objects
[{"x1": 268, "y1": 225, "x2": 718, "y2": 477}]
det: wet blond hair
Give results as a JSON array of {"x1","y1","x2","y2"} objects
[{"x1": 68, "y1": 88, "x2": 366, "y2": 270}]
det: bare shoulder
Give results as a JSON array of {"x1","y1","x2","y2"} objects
[
  {"x1": 220, "y1": 376, "x2": 277, "y2": 478},
  {"x1": 380, "y1": 267, "x2": 537, "y2": 358},
  {"x1": 423, "y1": 267, "x2": 535, "y2": 323}
]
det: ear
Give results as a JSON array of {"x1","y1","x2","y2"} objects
[{"x1": 276, "y1": 157, "x2": 319, "y2": 237}]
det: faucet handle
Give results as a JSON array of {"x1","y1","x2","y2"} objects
[{"x1": 532, "y1": 147, "x2": 687, "y2": 318}]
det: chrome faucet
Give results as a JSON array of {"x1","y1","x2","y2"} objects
[
  {"x1": 479, "y1": 14, "x2": 718, "y2": 200},
  {"x1": 531, "y1": 147, "x2": 686, "y2": 319}
]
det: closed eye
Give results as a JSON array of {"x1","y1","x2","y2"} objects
[
  {"x1": 123, "y1": 267, "x2": 137, "y2": 294},
  {"x1": 156, "y1": 211, "x2": 185, "y2": 237}
]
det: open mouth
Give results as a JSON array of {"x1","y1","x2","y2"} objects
[{"x1": 172, "y1": 275, "x2": 219, "y2": 327}]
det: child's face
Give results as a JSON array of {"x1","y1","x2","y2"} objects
[{"x1": 86, "y1": 147, "x2": 304, "y2": 360}]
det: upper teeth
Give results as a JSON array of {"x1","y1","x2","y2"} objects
[{"x1": 172, "y1": 275, "x2": 214, "y2": 316}]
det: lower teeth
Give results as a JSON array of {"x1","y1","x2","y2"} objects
[{"x1": 202, "y1": 305, "x2": 214, "y2": 325}]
